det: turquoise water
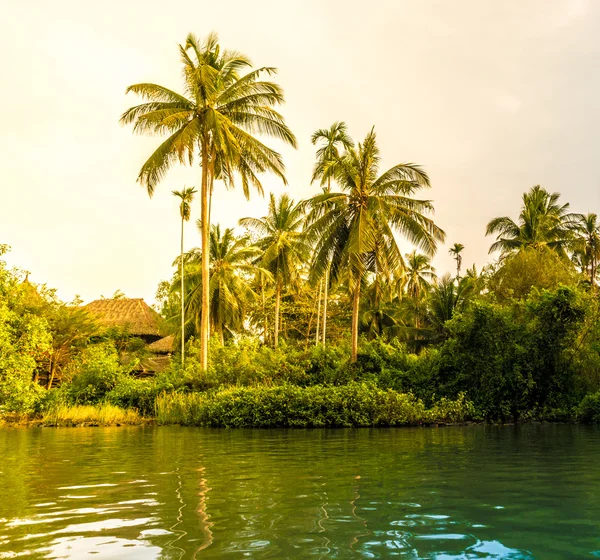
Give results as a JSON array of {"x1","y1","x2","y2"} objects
[{"x1": 0, "y1": 425, "x2": 599, "y2": 558}]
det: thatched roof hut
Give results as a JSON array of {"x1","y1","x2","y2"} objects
[
  {"x1": 83, "y1": 298, "x2": 163, "y2": 343},
  {"x1": 148, "y1": 335, "x2": 174, "y2": 355}
]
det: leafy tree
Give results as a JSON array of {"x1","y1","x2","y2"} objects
[
  {"x1": 0, "y1": 251, "x2": 50, "y2": 412},
  {"x1": 241, "y1": 194, "x2": 308, "y2": 347},
  {"x1": 437, "y1": 301, "x2": 531, "y2": 421},
  {"x1": 43, "y1": 305, "x2": 101, "y2": 389},
  {"x1": 305, "y1": 129, "x2": 445, "y2": 361},
  {"x1": 489, "y1": 247, "x2": 578, "y2": 301},
  {"x1": 121, "y1": 32, "x2": 296, "y2": 370}
]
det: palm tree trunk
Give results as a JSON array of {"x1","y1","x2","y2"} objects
[
  {"x1": 351, "y1": 283, "x2": 361, "y2": 363},
  {"x1": 315, "y1": 281, "x2": 322, "y2": 345},
  {"x1": 180, "y1": 215, "x2": 185, "y2": 366},
  {"x1": 274, "y1": 280, "x2": 281, "y2": 348},
  {"x1": 592, "y1": 257, "x2": 597, "y2": 291},
  {"x1": 322, "y1": 268, "x2": 328, "y2": 347},
  {"x1": 199, "y1": 143, "x2": 210, "y2": 371},
  {"x1": 262, "y1": 280, "x2": 268, "y2": 344}
]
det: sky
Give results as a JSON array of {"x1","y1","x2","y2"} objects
[{"x1": 1, "y1": 0, "x2": 600, "y2": 304}]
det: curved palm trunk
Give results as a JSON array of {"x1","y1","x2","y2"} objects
[
  {"x1": 322, "y1": 268, "x2": 328, "y2": 347},
  {"x1": 274, "y1": 280, "x2": 281, "y2": 348},
  {"x1": 199, "y1": 144, "x2": 210, "y2": 371},
  {"x1": 351, "y1": 283, "x2": 361, "y2": 363},
  {"x1": 180, "y1": 214, "x2": 185, "y2": 365}
]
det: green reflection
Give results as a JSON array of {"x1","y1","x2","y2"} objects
[{"x1": 0, "y1": 426, "x2": 598, "y2": 559}]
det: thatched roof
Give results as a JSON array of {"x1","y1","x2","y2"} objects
[
  {"x1": 148, "y1": 335, "x2": 174, "y2": 354},
  {"x1": 83, "y1": 298, "x2": 163, "y2": 337}
]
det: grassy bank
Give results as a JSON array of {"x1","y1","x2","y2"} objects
[{"x1": 1, "y1": 404, "x2": 145, "y2": 427}]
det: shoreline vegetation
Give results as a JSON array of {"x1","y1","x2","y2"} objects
[
  {"x1": 3, "y1": 33, "x2": 600, "y2": 429},
  {"x1": 1, "y1": 383, "x2": 599, "y2": 428}
]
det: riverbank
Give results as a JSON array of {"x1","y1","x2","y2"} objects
[{"x1": 2, "y1": 382, "x2": 598, "y2": 427}]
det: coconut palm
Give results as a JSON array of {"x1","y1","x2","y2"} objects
[
  {"x1": 572, "y1": 213, "x2": 600, "y2": 289},
  {"x1": 172, "y1": 186, "x2": 196, "y2": 363},
  {"x1": 180, "y1": 224, "x2": 263, "y2": 344},
  {"x1": 426, "y1": 273, "x2": 473, "y2": 337},
  {"x1": 448, "y1": 243, "x2": 464, "y2": 280},
  {"x1": 486, "y1": 185, "x2": 579, "y2": 258},
  {"x1": 310, "y1": 122, "x2": 355, "y2": 347},
  {"x1": 121, "y1": 32, "x2": 297, "y2": 369},
  {"x1": 240, "y1": 193, "x2": 308, "y2": 348},
  {"x1": 405, "y1": 251, "x2": 437, "y2": 309},
  {"x1": 305, "y1": 129, "x2": 445, "y2": 362}
]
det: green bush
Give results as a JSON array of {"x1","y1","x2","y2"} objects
[
  {"x1": 427, "y1": 393, "x2": 480, "y2": 423},
  {"x1": 62, "y1": 343, "x2": 127, "y2": 404},
  {"x1": 576, "y1": 392, "x2": 600, "y2": 424},
  {"x1": 105, "y1": 378, "x2": 158, "y2": 417}
]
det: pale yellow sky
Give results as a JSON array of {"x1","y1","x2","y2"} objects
[{"x1": 1, "y1": 0, "x2": 599, "y2": 304}]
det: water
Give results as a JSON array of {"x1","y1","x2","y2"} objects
[{"x1": 0, "y1": 425, "x2": 599, "y2": 559}]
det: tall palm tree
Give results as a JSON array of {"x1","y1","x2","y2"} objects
[
  {"x1": 310, "y1": 122, "x2": 354, "y2": 347},
  {"x1": 120, "y1": 32, "x2": 297, "y2": 370},
  {"x1": 172, "y1": 186, "x2": 196, "y2": 363},
  {"x1": 179, "y1": 224, "x2": 263, "y2": 344},
  {"x1": 448, "y1": 243, "x2": 464, "y2": 280},
  {"x1": 305, "y1": 129, "x2": 445, "y2": 361},
  {"x1": 486, "y1": 185, "x2": 578, "y2": 258},
  {"x1": 240, "y1": 193, "x2": 308, "y2": 348},
  {"x1": 572, "y1": 213, "x2": 600, "y2": 289}
]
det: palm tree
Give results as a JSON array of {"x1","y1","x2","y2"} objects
[
  {"x1": 305, "y1": 129, "x2": 445, "y2": 362},
  {"x1": 486, "y1": 185, "x2": 578, "y2": 258},
  {"x1": 572, "y1": 213, "x2": 600, "y2": 289},
  {"x1": 179, "y1": 224, "x2": 263, "y2": 344},
  {"x1": 448, "y1": 243, "x2": 464, "y2": 280},
  {"x1": 240, "y1": 193, "x2": 308, "y2": 348},
  {"x1": 310, "y1": 122, "x2": 354, "y2": 347},
  {"x1": 426, "y1": 273, "x2": 473, "y2": 337},
  {"x1": 405, "y1": 251, "x2": 437, "y2": 318},
  {"x1": 120, "y1": 32, "x2": 297, "y2": 370},
  {"x1": 172, "y1": 186, "x2": 196, "y2": 363}
]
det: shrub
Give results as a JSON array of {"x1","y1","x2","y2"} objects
[
  {"x1": 576, "y1": 392, "x2": 600, "y2": 424},
  {"x1": 155, "y1": 383, "x2": 476, "y2": 428},
  {"x1": 62, "y1": 343, "x2": 127, "y2": 404},
  {"x1": 105, "y1": 378, "x2": 157, "y2": 416}
]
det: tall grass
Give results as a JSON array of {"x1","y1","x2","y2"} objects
[{"x1": 42, "y1": 403, "x2": 143, "y2": 426}]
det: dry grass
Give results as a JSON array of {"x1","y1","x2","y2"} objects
[{"x1": 42, "y1": 403, "x2": 144, "y2": 426}]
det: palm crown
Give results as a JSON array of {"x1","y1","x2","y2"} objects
[
  {"x1": 486, "y1": 185, "x2": 580, "y2": 257},
  {"x1": 304, "y1": 128, "x2": 445, "y2": 360}
]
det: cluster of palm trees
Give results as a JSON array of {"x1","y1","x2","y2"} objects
[
  {"x1": 163, "y1": 123, "x2": 451, "y2": 361},
  {"x1": 122, "y1": 32, "x2": 450, "y2": 365},
  {"x1": 122, "y1": 32, "x2": 600, "y2": 368}
]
